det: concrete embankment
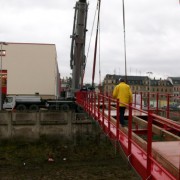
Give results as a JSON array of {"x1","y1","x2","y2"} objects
[{"x1": 0, "y1": 110, "x2": 98, "y2": 139}]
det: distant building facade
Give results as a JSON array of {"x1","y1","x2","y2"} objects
[
  {"x1": 103, "y1": 74, "x2": 179, "y2": 105},
  {"x1": 60, "y1": 77, "x2": 72, "y2": 98},
  {"x1": 168, "y1": 77, "x2": 180, "y2": 103},
  {"x1": 2, "y1": 42, "x2": 60, "y2": 99}
]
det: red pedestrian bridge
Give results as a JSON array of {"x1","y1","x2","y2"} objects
[{"x1": 76, "y1": 91, "x2": 180, "y2": 180}]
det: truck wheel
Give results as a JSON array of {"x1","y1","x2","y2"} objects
[
  {"x1": 16, "y1": 104, "x2": 26, "y2": 111},
  {"x1": 29, "y1": 104, "x2": 39, "y2": 111},
  {"x1": 60, "y1": 104, "x2": 69, "y2": 112},
  {"x1": 49, "y1": 105, "x2": 59, "y2": 111},
  {"x1": 76, "y1": 105, "x2": 84, "y2": 113}
]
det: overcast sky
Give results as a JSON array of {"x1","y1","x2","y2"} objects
[{"x1": 0, "y1": 0, "x2": 180, "y2": 84}]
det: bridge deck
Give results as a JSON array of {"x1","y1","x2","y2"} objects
[
  {"x1": 152, "y1": 141, "x2": 180, "y2": 170},
  {"x1": 103, "y1": 109, "x2": 179, "y2": 179}
]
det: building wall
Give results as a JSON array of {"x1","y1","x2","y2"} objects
[{"x1": 2, "y1": 43, "x2": 59, "y2": 99}]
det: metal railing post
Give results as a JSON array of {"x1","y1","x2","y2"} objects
[
  {"x1": 98, "y1": 93, "x2": 100, "y2": 121},
  {"x1": 95, "y1": 92, "x2": 98, "y2": 119},
  {"x1": 156, "y1": 92, "x2": 159, "y2": 114},
  {"x1": 88, "y1": 92, "x2": 90, "y2": 115},
  {"x1": 83, "y1": 92, "x2": 85, "y2": 106},
  {"x1": 108, "y1": 96, "x2": 111, "y2": 134},
  {"x1": 91, "y1": 92, "x2": 93, "y2": 116},
  {"x1": 93, "y1": 92, "x2": 96, "y2": 119},
  {"x1": 140, "y1": 92, "x2": 143, "y2": 109},
  {"x1": 167, "y1": 94, "x2": 170, "y2": 119},
  {"x1": 86, "y1": 92, "x2": 88, "y2": 114},
  {"x1": 147, "y1": 92, "x2": 150, "y2": 111},
  {"x1": 102, "y1": 95, "x2": 105, "y2": 129},
  {"x1": 128, "y1": 103, "x2": 132, "y2": 156},
  {"x1": 85, "y1": 92, "x2": 88, "y2": 111},
  {"x1": 116, "y1": 99, "x2": 119, "y2": 140},
  {"x1": 147, "y1": 110, "x2": 153, "y2": 178}
]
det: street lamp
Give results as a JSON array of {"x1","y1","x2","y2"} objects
[
  {"x1": 0, "y1": 42, "x2": 8, "y2": 111},
  {"x1": 122, "y1": 0, "x2": 127, "y2": 83},
  {"x1": 146, "y1": 72, "x2": 153, "y2": 92}
]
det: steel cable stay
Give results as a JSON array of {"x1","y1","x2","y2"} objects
[
  {"x1": 82, "y1": 0, "x2": 99, "y2": 85},
  {"x1": 86, "y1": 1, "x2": 98, "y2": 61},
  {"x1": 117, "y1": 140, "x2": 141, "y2": 179},
  {"x1": 92, "y1": 0, "x2": 101, "y2": 87},
  {"x1": 98, "y1": 14, "x2": 101, "y2": 91},
  {"x1": 87, "y1": 0, "x2": 125, "y2": 87},
  {"x1": 122, "y1": 0, "x2": 179, "y2": 83}
]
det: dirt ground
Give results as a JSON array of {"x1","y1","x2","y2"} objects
[{"x1": 0, "y1": 136, "x2": 140, "y2": 180}]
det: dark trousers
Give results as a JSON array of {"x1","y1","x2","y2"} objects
[{"x1": 119, "y1": 106, "x2": 126, "y2": 126}]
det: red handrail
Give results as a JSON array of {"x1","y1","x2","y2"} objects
[{"x1": 75, "y1": 91, "x2": 179, "y2": 180}]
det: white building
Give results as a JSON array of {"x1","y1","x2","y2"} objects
[{"x1": 2, "y1": 42, "x2": 60, "y2": 99}]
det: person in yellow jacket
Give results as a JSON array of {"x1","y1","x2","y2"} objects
[{"x1": 113, "y1": 78, "x2": 133, "y2": 126}]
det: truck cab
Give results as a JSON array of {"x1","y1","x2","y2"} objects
[
  {"x1": 3, "y1": 95, "x2": 46, "y2": 111},
  {"x1": 3, "y1": 96, "x2": 16, "y2": 110}
]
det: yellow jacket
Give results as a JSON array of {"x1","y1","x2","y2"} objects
[{"x1": 113, "y1": 82, "x2": 133, "y2": 107}]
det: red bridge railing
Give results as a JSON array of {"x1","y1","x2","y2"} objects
[
  {"x1": 76, "y1": 91, "x2": 180, "y2": 180},
  {"x1": 132, "y1": 91, "x2": 180, "y2": 120}
]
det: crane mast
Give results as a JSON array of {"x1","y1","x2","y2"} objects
[{"x1": 70, "y1": 0, "x2": 88, "y2": 93}]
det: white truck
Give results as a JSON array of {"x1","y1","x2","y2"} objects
[
  {"x1": 3, "y1": 95, "x2": 48, "y2": 111},
  {"x1": 2, "y1": 95, "x2": 78, "y2": 112}
]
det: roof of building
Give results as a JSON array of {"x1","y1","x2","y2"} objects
[
  {"x1": 104, "y1": 74, "x2": 174, "y2": 86},
  {"x1": 105, "y1": 74, "x2": 148, "y2": 80},
  {"x1": 5, "y1": 42, "x2": 55, "y2": 46},
  {"x1": 168, "y1": 77, "x2": 180, "y2": 85}
]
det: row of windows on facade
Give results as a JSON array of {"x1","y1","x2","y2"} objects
[
  {"x1": 105, "y1": 80, "x2": 171, "y2": 86},
  {"x1": 105, "y1": 85, "x2": 173, "y2": 93},
  {"x1": 104, "y1": 86, "x2": 178, "y2": 100},
  {"x1": 174, "y1": 87, "x2": 179, "y2": 91}
]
